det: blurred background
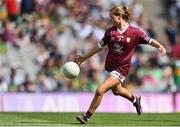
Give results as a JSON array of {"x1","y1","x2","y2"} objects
[{"x1": 0, "y1": 0, "x2": 179, "y2": 112}]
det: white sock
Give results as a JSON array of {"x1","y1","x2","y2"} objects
[{"x1": 133, "y1": 97, "x2": 136, "y2": 103}]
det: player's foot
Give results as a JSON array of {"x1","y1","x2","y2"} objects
[
  {"x1": 76, "y1": 114, "x2": 89, "y2": 124},
  {"x1": 133, "y1": 96, "x2": 142, "y2": 115}
]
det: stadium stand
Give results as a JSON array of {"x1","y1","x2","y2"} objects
[{"x1": 0, "y1": 0, "x2": 179, "y2": 93}]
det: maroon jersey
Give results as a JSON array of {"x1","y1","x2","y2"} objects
[{"x1": 98, "y1": 25, "x2": 151, "y2": 77}]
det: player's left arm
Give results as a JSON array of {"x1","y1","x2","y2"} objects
[
  {"x1": 149, "y1": 39, "x2": 167, "y2": 55},
  {"x1": 138, "y1": 29, "x2": 167, "y2": 56}
]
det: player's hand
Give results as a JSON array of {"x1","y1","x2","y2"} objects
[
  {"x1": 74, "y1": 55, "x2": 85, "y2": 65},
  {"x1": 158, "y1": 45, "x2": 166, "y2": 56}
]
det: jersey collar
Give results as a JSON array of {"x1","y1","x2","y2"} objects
[{"x1": 117, "y1": 24, "x2": 129, "y2": 34}]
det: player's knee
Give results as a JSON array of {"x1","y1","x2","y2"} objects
[
  {"x1": 112, "y1": 90, "x2": 119, "y2": 96},
  {"x1": 96, "y1": 87, "x2": 105, "y2": 96}
]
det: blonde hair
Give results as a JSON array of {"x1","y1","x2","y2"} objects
[{"x1": 110, "y1": 5, "x2": 130, "y2": 21}]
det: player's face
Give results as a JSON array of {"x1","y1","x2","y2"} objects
[{"x1": 110, "y1": 13, "x2": 121, "y2": 26}]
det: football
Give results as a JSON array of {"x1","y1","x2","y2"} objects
[{"x1": 62, "y1": 61, "x2": 80, "y2": 79}]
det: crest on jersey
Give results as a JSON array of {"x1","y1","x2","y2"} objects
[{"x1": 126, "y1": 37, "x2": 131, "y2": 43}]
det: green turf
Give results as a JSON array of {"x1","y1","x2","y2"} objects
[{"x1": 0, "y1": 112, "x2": 179, "y2": 126}]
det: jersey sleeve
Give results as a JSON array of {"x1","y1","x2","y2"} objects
[
  {"x1": 138, "y1": 29, "x2": 152, "y2": 44},
  {"x1": 98, "y1": 30, "x2": 109, "y2": 48}
]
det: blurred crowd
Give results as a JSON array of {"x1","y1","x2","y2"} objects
[{"x1": 0, "y1": 0, "x2": 179, "y2": 93}]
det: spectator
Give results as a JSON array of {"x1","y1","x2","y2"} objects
[
  {"x1": 5, "y1": 0, "x2": 19, "y2": 21},
  {"x1": 20, "y1": 0, "x2": 35, "y2": 14},
  {"x1": 164, "y1": 19, "x2": 178, "y2": 46},
  {"x1": 0, "y1": 0, "x2": 8, "y2": 21},
  {"x1": 172, "y1": 60, "x2": 180, "y2": 91}
]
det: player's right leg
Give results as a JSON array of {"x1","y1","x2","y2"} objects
[
  {"x1": 76, "y1": 76, "x2": 120, "y2": 124},
  {"x1": 111, "y1": 85, "x2": 142, "y2": 115}
]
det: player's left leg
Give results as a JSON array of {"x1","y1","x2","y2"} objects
[
  {"x1": 111, "y1": 85, "x2": 142, "y2": 115},
  {"x1": 76, "y1": 76, "x2": 120, "y2": 124}
]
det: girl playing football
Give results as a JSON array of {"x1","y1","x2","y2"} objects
[{"x1": 75, "y1": 5, "x2": 166, "y2": 124}]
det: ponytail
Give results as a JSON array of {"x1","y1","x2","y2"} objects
[{"x1": 122, "y1": 6, "x2": 130, "y2": 21}]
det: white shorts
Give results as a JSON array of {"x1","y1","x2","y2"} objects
[{"x1": 109, "y1": 70, "x2": 126, "y2": 83}]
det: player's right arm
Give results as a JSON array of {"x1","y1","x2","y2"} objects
[
  {"x1": 74, "y1": 44, "x2": 102, "y2": 65},
  {"x1": 74, "y1": 29, "x2": 109, "y2": 65}
]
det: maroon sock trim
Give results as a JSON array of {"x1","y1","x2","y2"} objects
[{"x1": 85, "y1": 111, "x2": 92, "y2": 118}]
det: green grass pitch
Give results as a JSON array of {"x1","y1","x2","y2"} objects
[{"x1": 0, "y1": 112, "x2": 179, "y2": 126}]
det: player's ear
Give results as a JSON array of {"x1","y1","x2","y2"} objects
[
  {"x1": 118, "y1": 15, "x2": 122, "y2": 20},
  {"x1": 118, "y1": 16, "x2": 122, "y2": 21}
]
